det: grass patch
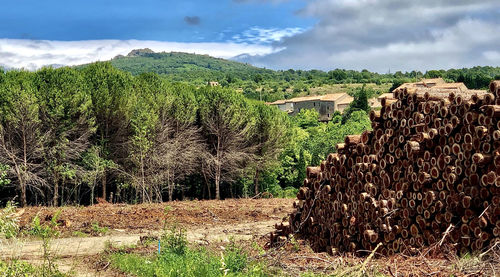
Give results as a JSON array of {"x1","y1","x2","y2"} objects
[
  {"x1": 90, "y1": 222, "x2": 109, "y2": 236},
  {"x1": 0, "y1": 259, "x2": 67, "y2": 277},
  {"x1": 71, "y1": 231, "x2": 89, "y2": 238},
  {"x1": 0, "y1": 201, "x2": 19, "y2": 239},
  {"x1": 110, "y1": 225, "x2": 281, "y2": 277}
]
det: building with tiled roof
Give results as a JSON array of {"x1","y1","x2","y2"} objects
[{"x1": 268, "y1": 93, "x2": 353, "y2": 121}]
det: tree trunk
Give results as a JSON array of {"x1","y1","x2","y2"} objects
[
  {"x1": 53, "y1": 179, "x2": 59, "y2": 207},
  {"x1": 215, "y1": 136, "x2": 221, "y2": 200},
  {"x1": 20, "y1": 182, "x2": 27, "y2": 207},
  {"x1": 168, "y1": 169, "x2": 173, "y2": 201},
  {"x1": 102, "y1": 173, "x2": 106, "y2": 201},
  {"x1": 215, "y1": 170, "x2": 220, "y2": 200},
  {"x1": 202, "y1": 163, "x2": 211, "y2": 199},
  {"x1": 254, "y1": 168, "x2": 260, "y2": 196},
  {"x1": 90, "y1": 187, "x2": 94, "y2": 205}
]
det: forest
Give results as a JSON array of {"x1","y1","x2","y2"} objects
[
  {"x1": 0, "y1": 62, "x2": 371, "y2": 207},
  {"x1": 110, "y1": 50, "x2": 500, "y2": 102}
]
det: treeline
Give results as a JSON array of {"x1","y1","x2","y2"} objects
[
  {"x1": 0, "y1": 63, "x2": 371, "y2": 206},
  {"x1": 239, "y1": 66, "x2": 500, "y2": 102},
  {"x1": 109, "y1": 51, "x2": 500, "y2": 102}
]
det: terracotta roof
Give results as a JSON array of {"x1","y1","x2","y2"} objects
[
  {"x1": 289, "y1": 95, "x2": 324, "y2": 102},
  {"x1": 334, "y1": 95, "x2": 354, "y2": 104},
  {"x1": 269, "y1": 99, "x2": 286, "y2": 105}
]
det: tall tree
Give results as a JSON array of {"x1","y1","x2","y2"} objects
[
  {"x1": 0, "y1": 71, "x2": 47, "y2": 206},
  {"x1": 198, "y1": 87, "x2": 255, "y2": 200},
  {"x1": 250, "y1": 103, "x2": 289, "y2": 195},
  {"x1": 82, "y1": 62, "x2": 133, "y2": 202},
  {"x1": 34, "y1": 67, "x2": 95, "y2": 206}
]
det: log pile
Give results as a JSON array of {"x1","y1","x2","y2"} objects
[{"x1": 271, "y1": 80, "x2": 500, "y2": 256}]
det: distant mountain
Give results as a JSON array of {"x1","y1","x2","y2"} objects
[{"x1": 110, "y1": 49, "x2": 273, "y2": 84}]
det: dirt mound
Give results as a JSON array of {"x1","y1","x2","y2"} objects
[{"x1": 17, "y1": 198, "x2": 293, "y2": 235}]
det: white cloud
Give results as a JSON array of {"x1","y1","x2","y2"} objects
[
  {"x1": 237, "y1": 0, "x2": 500, "y2": 71},
  {"x1": 0, "y1": 39, "x2": 275, "y2": 70},
  {"x1": 231, "y1": 27, "x2": 306, "y2": 44}
]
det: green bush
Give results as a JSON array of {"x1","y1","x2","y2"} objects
[
  {"x1": 161, "y1": 225, "x2": 188, "y2": 255},
  {"x1": 27, "y1": 212, "x2": 60, "y2": 239},
  {"x1": 91, "y1": 222, "x2": 109, "y2": 235},
  {"x1": 110, "y1": 234, "x2": 278, "y2": 277},
  {"x1": 0, "y1": 260, "x2": 36, "y2": 276},
  {"x1": 0, "y1": 201, "x2": 19, "y2": 239},
  {"x1": 111, "y1": 247, "x2": 222, "y2": 277},
  {"x1": 222, "y1": 241, "x2": 247, "y2": 274},
  {"x1": 0, "y1": 260, "x2": 66, "y2": 277}
]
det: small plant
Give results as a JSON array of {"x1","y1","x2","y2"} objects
[
  {"x1": 71, "y1": 231, "x2": 88, "y2": 237},
  {"x1": 0, "y1": 259, "x2": 66, "y2": 277},
  {"x1": 251, "y1": 241, "x2": 265, "y2": 255},
  {"x1": 91, "y1": 222, "x2": 109, "y2": 236},
  {"x1": 26, "y1": 211, "x2": 62, "y2": 276},
  {"x1": 0, "y1": 201, "x2": 19, "y2": 239},
  {"x1": 221, "y1": 239, "x2": 247, "y2": 274},
  {"x1": 290, "y1": 235, "x2": 300, "y2": 252},
  {"x1": 0, "y1": 260, "x2": 36, "y2": 276},
  {"x1": 163, "y1": 205, "x2": 172, "y2": 215},
  {"x1": 160, "y1": 224, "x2": 188, "y2": 255},
  {"x1": 27, "y1": 211, "x2": 61, "y2": 239}
]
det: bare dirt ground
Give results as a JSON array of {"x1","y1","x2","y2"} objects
[
  {"x1": 1, "y1": 199, "x2": 293, "y2": 276},
  {"x1": 15, "y1": 198, "x2": 293, "y2": 236},
  {"x1": 2, "y1": 198, "x2": 499, "y2": 276}
]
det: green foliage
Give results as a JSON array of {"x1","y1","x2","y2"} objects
[
  {"x1": 294, "y1": 109, "x2": 320, "y2": 129},
  {"x1": 111, "y1": 240, "x2": 275, "y2": 277},
  {"x1": 71, "y1": 231, "x2": 89, "y2": 237},
  {"x1": 161, "y1": 225, "x2": 188, "y2": 255},
  {"x1": 221, "y1": 240, "x2": 248, "y2": 274},
  {"x1": 0, "y1": 260, "x2": 37, "y2": 276},
  {"x1": 105, "y1": 50, "x2": 500, "y2": 101},
  {"x1": 27, "y1": 211, "x2": 61, "y2": 239},
  {"x1": 0, "y1": 164, "x2": 10, "y2": 187},
  {"x1": 343, "y1": 85, "x2": 370, "y2": 123},
  {"x1": 5, "y1": 59, "x2": 494, "y2": 204},
  {"x1": 111, "y1": 248, "x2": 222, "y2": 277},
  {"x1": 91, "y1": 222, "x2": 109, "y2": 236},
  {"x1": 0, "y1": 201, "x2": 19, "y2": 239},
  {"x1": 0, "y1": 259, "x2": 67, "y2": 277}
]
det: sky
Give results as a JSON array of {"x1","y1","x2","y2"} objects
[{"x1": 1, "y1": 0, "x2": 499, "y2": 72}]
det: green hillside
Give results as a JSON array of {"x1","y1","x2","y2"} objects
[
  {"x1": 103, "y1": 49, "x2": 500, "y2": 102},
  {"x1": 110, "y1": 48, "x2": 272, "y2": 85}
]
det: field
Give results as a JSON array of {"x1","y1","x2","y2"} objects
[
  {"x1": 308, "y1": 83, "x2": 392, "y2": 96},
  {"x1": 1, "y1": 199, "x2": 498, "y2": 276}
]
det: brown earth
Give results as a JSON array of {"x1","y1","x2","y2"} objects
[
  {"x1": 16, "y1": 198, "x2": 293, "y2": 236},
  {"x1": 2, "y1": 198, "x2": 498, "y2": 276}
]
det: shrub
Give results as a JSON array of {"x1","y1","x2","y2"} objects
[
  {"x1": 161, "y1": 225, "x2": 188, "y2": 255},
  {"x1": 0, "y1": 201, "x2": 19, "y2": 239},
  {"x1": 27, "y1": 211, "x2": 60, "y2": 239},
  {"x1": 222, "y1": 240, "x2": 247, "y2": 274},
  {"x1": 91, "y1": 222, "x2": 109, "y2": 236},
  {"x1": 0, "y1": 260, "x2": 36, "y2": 276}
]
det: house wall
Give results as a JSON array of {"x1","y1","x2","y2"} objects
[
  {"x1": 291, "y1": 100, "x2": 335, "y2": 121},
  {"x1": 336, "y1": 103, "x2": 350, "y2": 113}
]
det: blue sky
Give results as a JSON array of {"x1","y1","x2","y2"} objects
[
  {"x1": 1, "y1": 0, "x2": 500, "y2": 72},
  {"x1": 1, "y1": 0, "x2": 313, "y2": 42}
]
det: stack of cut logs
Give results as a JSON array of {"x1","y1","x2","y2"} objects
[{"x1": 271, "y1": 80, "x2": 500, "y2": 256}]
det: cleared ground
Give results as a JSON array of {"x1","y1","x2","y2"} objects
[{"x1": 1, "y1": 198, "x2": 498, "y2": 276}]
